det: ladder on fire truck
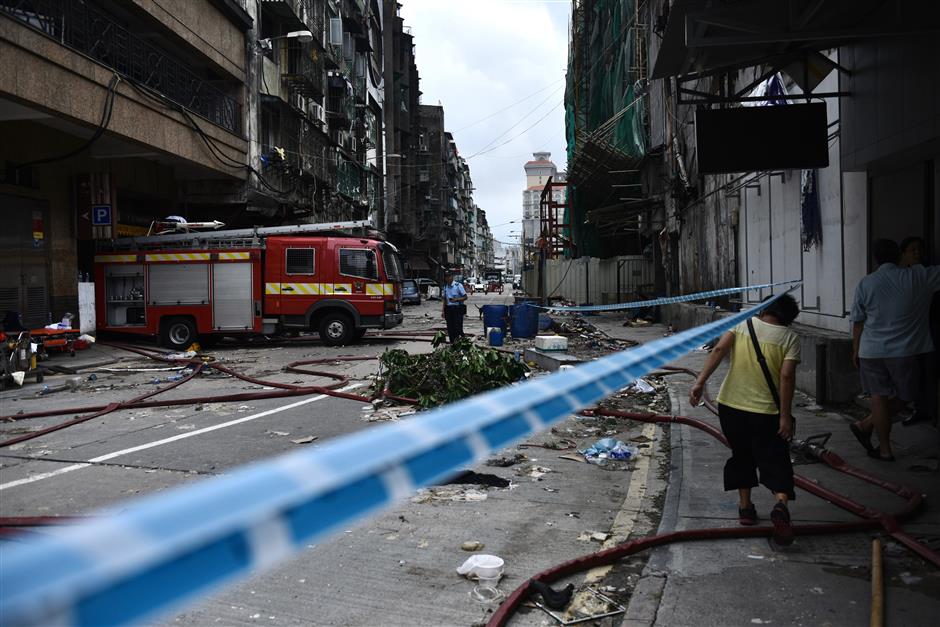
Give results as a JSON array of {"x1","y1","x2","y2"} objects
[{"x1": 99, "y1": 220, "x2": 374, "y2": 251}]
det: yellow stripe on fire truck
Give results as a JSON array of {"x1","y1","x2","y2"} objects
[
  {"x1": 365, "y1": 283, "x2": 395, "y2": 296},
  {"x1": 144, "y1": 253, "x2": 211, "y2": 262},
  {"x1": 265, "y1": 283, "x2": 388, "y2": 296},
  {"x1": 94, "y1": 254, "x2": 138, "y2": 263},
  {"x1": 218, "y1": 252, "x2": 250, "y2": 260}
]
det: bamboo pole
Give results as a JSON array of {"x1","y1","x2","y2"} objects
[{"x1": 871, "y1": 538, "x2": 884, "y2": 627}]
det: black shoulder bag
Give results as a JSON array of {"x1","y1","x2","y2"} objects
[{"x1": 746, "y1": 318, "x2": 781, "y2": 410}]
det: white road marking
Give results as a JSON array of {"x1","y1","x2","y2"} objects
[{"x1": 0, "y1": 384, "x2": 364, "y2": 492}]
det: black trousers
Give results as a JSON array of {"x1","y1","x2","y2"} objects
[
  {"x1": 718, "y1": 403, "x2": 795, "y2": 500},
  {"x1": 444, "y1": 306, "x2": 464, "y2": 344}
]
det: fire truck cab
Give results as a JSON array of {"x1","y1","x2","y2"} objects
[{"x1": 93, "y1": 221, "x2": 403, "y2": 349}]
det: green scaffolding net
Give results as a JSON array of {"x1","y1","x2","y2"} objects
[{"x1": 565, "y1": 0, "x2": 647, "y2": 258}]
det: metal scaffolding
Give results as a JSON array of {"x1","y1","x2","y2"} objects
[{"x1": 538, "y1": 177, "x2": 571, "y2": 259}]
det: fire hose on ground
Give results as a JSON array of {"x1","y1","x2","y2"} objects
[
  {"x1": 0, "y1": 334, "x2": 440, "y2": 532},
  {"x1": 0, "y1": 331, "x2": 451, "y2": 448},
  {"x1": 486, "y1": 374, "x2": 938, "y2": 627},
  {"x1": 1, "y1": 322, "x2": 936, "y2": 624},
  {"x1": 2, "y1": 289, "x2": 936, "y2": 627}
]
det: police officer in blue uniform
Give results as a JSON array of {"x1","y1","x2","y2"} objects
[{"x1": 441, "y1": 271, "x2": 468, "y2": 344}]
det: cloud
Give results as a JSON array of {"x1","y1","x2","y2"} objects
[{"x1": 398, "y1": 0, "x2": 570, "y2": 244}]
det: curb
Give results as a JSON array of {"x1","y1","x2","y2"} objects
[{"x1": 619, "y1": 380, "x2": 686, "y2": 626}]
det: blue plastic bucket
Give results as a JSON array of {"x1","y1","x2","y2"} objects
[
  {"x1": 481, "y1": 305, "x2": 509, "y2": 331},
  {"x1": 487, "y1": 327, "x2": 505, "y2": 347},
  {"x1": 510, "y1": 304, "x2": 539, "y2": 339},
  {"x1": 537, "y1": 313, "x2": 554, "y2": 331}
]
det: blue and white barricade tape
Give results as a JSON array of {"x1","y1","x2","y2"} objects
[
  {"x1": 0, "y1": 286, "x2": 799, "y2": 627},
  {"x1": 542, "y1": 279, "x2": 800, "y2": 313}
]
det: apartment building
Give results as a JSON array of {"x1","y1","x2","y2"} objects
[
  {"x1": 0, "y1": 0, "x2": 491, "y2": 324},
  {"x1": 0, "y1": 0, "x2": 253, "y2": 325}
]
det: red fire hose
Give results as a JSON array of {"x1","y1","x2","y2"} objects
[
  {"x1": 5, "y1": 336, "x2": 936, "y2": 623},
  {"x1": 487, "y1": 388, "x2": 937, "y2": 627},
  {"x1": 0, "y1": 334, "x2": 451, "y2": 447}
]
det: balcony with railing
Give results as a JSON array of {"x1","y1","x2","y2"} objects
[
  {"x1": 0, "y1": 0, "x2": 242, "y2": 134},
  {"x1": 279, "y1": 40, "x2": 324, "y2": 99},
  {"x1": 326, "y1": 73, "x2": 352, "y2": 130}
]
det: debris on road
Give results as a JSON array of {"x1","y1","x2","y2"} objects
[
  {"x1": 362, "y1": 405, "x2": 417, "y2": 423},
  {"x1": 629, "y1": 378, "x2": 656, "y2": 394},
  {"x1": 516, "y1": 464, "x2": 553, "y2": 480},
  {"x1": 376, "y1": 333, "x2": 527, "y2": 408},
  {"x1": 163, "y1": 350, "x2": 198, "y2": 361},
  {"x1": 577, "y1": 531, "x2": 610, "y2": 543},
  {"x1": 484, "y1": 453, "x2": 528, "y2": 467},
  {"x1": 443, "y1": 470, "x2": 510, "y2": 488},
  {"x1": 519, "y1": 438, "x2": 577, "y2": 450},
  {"x1": 457, "y1": 554, "x2": 504, "y2": 579},
  {"x1": 290, "y1": 435, "x2": 318, "y2": 444},
  {"x1": 579, "y1": 438, "x2": 638, "y2": 465},
  {"x1": 461, "y1": 541, "x2": 485, "y2": 551},
  {"x1": 411, "y1": 486, "x2": 488, "y2": 503},
  {"x1": 528, "y1": 580, "x2": 574, "y2": 610}
]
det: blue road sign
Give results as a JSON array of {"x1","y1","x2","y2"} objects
[{"x1": 92, "y1": 204, "x2": 112, "y2": 226}]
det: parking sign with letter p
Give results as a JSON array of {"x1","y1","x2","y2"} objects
[{"x1": 92, "y1": 204, "x2": 112, "y2": 226}]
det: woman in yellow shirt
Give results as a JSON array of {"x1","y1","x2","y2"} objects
[{"x1": 689, "y1": 294, "x2": 801, "y2": 546}]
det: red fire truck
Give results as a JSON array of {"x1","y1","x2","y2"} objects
[{"x1": 93, "y1": 220, "x2": 403, "y2": 349}]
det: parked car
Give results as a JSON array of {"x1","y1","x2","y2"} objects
[
  {"x1": 414, "y1": 278, "x2": 439, "y2": 294},
  {"x1": 401, "y1": 279, "x2": 421, "y2": 305}
]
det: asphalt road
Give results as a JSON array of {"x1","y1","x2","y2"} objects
[
  {"x1": 0, "y1": 288, "x2": 668, "y2": 627},
  {"x1": 5, "y1": 296, "x2": 936, "y2": 626}
]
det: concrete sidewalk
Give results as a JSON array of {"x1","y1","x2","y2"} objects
[{"x1": 578, "y1": 313, "x2": 940, "y2": 627}]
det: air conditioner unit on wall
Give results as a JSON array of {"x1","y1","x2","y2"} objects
[
  {"x1": 290, "y1": 92, "x2": 304, "y2": 112},
  {"x1": 329, "y1": 18, "x2": 343, "y2": 46}
]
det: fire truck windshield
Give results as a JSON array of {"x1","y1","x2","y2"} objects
[{"x1": 381, "y1": 245, "x2": 403, "y2": 282}]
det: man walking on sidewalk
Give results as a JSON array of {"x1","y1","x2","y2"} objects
[
  {"x1": 689, "y1": 294, "x2": 801, "y2": 546},
  {"x1": 849, "y1": 239, "x2": 940, "y2": 461},
  {"x1": 441, "y1": 271, "x2": 468, "y2": 344}
]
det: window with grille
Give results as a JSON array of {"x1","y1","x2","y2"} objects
[
  {"x1": 339, "y1": 248, "x2": 377, "y2": 280},
  {"x1": 286, "y1": 248, "x2": 315, "y2": 274}
]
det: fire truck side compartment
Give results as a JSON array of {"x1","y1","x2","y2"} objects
[
  {"x1": 149, "y1": 264, "x2": 209, "y2": 305},
  {"x1": 212, "y1": 263, "x2": 254, "y2": 330}
]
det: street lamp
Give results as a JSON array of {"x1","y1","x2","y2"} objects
[{"x1": 257, "y1": 30, "x2": 314, "y2": 52}]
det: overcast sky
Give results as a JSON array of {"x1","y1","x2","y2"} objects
[{"x1": 398, "y1": 0, "x2": 571, "y2": 247}]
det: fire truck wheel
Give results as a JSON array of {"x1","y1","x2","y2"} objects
[
  {"x1": 318, "y1": 312, "x2": 354, "y2": 346},
  {"x1": 161, "y1": 317, "x2": 197, "y2": 351}
]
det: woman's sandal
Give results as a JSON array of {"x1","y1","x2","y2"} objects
[
  {"x1": 850, "y1": 423, "x2": 875, "y2": 454},
  {"x1": 867, "y1": 449, "x2": 896, "y2": 462}
]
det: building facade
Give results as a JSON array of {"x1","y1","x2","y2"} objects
[
  {"x1": 0, "y1": 0, "x2": 491, "y2": 327},
  {"x1": 563, "y1": 0, "x2": 940, "y2": 400},
  {"x1": 1, "y1": 0, "x2": 254, "y2": 325}
]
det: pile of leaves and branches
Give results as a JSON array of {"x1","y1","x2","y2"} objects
[{"x1": 376, "y1": 332, "x2": 528, "y2": 408}]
